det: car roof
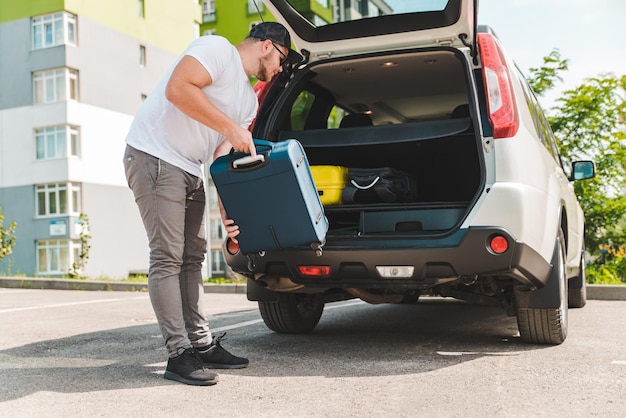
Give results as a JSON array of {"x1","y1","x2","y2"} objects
[{"x1": 263, "y1": 0, "x2": 477, "y2": 63}]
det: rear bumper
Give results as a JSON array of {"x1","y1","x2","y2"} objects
[{"x1": 224, "y1": 227, "x2": 551, "y2": 290}]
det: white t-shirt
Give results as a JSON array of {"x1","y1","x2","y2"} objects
[{"x1": 125, "y1": 36, "x2": 258, "y2": 178}]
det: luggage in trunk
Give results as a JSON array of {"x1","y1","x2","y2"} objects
[
  {"x1": 341, "y1": 166, "x2": 418, "y2": 204},
  {"x1": 310, "y1": 165, "x2": 349, "y2": 205},
  {"x1": 210, "y1": 139, "x2": 328, "y2": 255}
]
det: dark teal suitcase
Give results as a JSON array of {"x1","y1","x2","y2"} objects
[{"x1": 210, "y1": 139, "x2": 327, "y2": 255}]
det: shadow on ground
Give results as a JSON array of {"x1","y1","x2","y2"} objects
[{"x1": 1, "y1": 300, "x2": 547, "y2": 400}]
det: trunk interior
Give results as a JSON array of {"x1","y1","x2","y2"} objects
[
  {"x1": 278, "y1": 122, "x2": 482, "y2": 235},
  {"x1": 259, "y1": 48, "x2": 482, "y2": 236}
]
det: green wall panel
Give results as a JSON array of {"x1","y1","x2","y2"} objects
[
  {"x1": 1, "y1": 0, "x2": 201, "y2": 54},
  {"x1": 0, "y1": 0, "x2": 64, "y2": 22}
]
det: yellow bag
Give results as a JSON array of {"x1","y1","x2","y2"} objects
[{"x1": 310, "y1": 165, "x2": 349, "y2": 205}]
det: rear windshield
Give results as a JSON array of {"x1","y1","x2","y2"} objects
[
  {"x1": 269, "y1": 0, "x2": 462, "y2": 42},
  {"x1": 262, "y1": 49, "x2": 471, "y2": 138},
  {"x1": 283, "y1": 0, "x2": 452, "y2": 26}
]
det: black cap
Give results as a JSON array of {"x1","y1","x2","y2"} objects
[{"x1": 248, "y1": 22, "x2": 303, "y2": 65}]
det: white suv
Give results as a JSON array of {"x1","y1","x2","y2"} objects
[{"x1": 224, "y1": 0, "x2": 595, "y2": 344}]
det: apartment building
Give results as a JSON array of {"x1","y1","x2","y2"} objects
[
  {"x1": 0, "y1": 0, "x2": 200, "y2": 278},
  {"x1": 0, "y1": 0, "x2": 392, "y2": 279}
]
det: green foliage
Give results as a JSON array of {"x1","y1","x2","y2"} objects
[
  {"x1": 69, "y1": 213, "x2": 92, "y2": 278},
  {"x1": 586, "y1": 262, "x2": 625, "y2": 284},
  {"x1": 528, "y1": 52, "x2": 626, "y2": 283},
  {"x1": 527, "y1": 50, "x2": 569, "y2": 96},
  {"x1": 122, "y1": 274, "x2": 148, "y2": 283},
  {"x1": 205, "y1": 276, "x2": 246, "y2": 284},
  {"x1": 0, "y1": 207, "x2": 17, "y2": 262},
  {"x1": 63, "y1": 274, "x2": 244, "y2": 285}
]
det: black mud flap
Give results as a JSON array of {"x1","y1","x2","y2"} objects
[
  {"x1": 514, "y1": 235, "x2": 562, "y2": 309},
  {"x1": 246, "y1": 277, "x2": 279, "y2": 302}
]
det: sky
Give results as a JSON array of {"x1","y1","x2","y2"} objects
[{"x1": 386, "y1": 0, "x2": 626, "y2": 109}]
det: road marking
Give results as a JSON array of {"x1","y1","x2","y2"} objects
[
  {"x1": 213, "y1": 319, "x2": 264, "y2": 333},
  {"x1": 437, "y1": 351, "x2": 522, "y2": 356},
  {"x1": 611, "y1": 360, "x2": 626, "y2": 365},
  {"x1": 212, "y1": 300, "x2": 364, "y2": 333},
  {"x1": 0, "y1": 296, "x2": 363, "y2": 318},
  {"x1": 0, "y1": 295, "x2": 149, "y2": 314}
]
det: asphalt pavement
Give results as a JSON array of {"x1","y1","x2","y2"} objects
[{"x1": 1, "y1": 288, "x2": 625, "y2": 417}]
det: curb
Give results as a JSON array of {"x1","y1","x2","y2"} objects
[
  {"x1": 0, "y1": 276, "x2": 246, "y2": 294},
  {"x1": 586, "y1": 284, "x2": 626, "y2": 301},
  {"x1": 1, "y1": 277, "x2": 625, "y2": 300}
]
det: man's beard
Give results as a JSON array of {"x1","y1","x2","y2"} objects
[{"x1": 256, "y1": 58, "x2": 272, "y2": 82}]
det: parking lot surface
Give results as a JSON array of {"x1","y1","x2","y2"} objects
[{"x1": 1, "y1": 288, "x2": 625, "y2": 417}]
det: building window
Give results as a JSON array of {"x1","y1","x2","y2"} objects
[
  {"x1": 32, "y1": 12, "x2": 77, "y2": 49},
  {"x1": 33, "y1": 68, "x2": 79, "y2": 104},
  {"x1": 36, "y1": 183, "x2": 81, "y2": 217},
  {"x1": 210, "y1": 218, "x2": 223, "y2": 240},
  {"x1": 138, "y1": 0, "x2": 145, "y2": 18},
  {"x1": 202, "y1": 28, "x2": 217, "y2": 36},
  {"x1": 357, "y1": 0, "x2": 369, "y2": 16},
  {"x1": 68, "y1": 68, "x2": 78, "y2": 99},
  {"x1": 35, "y1": 125, "x2": 80, "y2": 160},
  {"x1": 211, "y1": 249, "x2": 225, "y2": 276},
  {"x1": 248, "y1": 0, "x2": 264, "y2": 14},
  {"x1": 37, "y1": 239, "x2": 80, "y2": 275},
  {"x1": 202, "y1": 0, "x2": 216, "y2": 22},
  {"x1": 139, "y1": 45, "x2": 146, "y2": 67}
]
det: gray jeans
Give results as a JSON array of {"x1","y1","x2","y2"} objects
[{"x1": 123, "y1": 145, "x2": 211, "y2": 356}]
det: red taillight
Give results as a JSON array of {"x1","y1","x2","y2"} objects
[
  {"x1": 477, "y1": 33, "x2": 519, "y2": 139},
  {"x1": 489, "y1": 235, "x2": 509, "y2": 254},
  {"x1": 297, "y1": 266, "x2": 331, "y2": 278}
]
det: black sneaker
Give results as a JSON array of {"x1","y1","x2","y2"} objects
[
  {"x1": 196, "y1": 333, "x2": 249, "y2": 369},
  {"x1": 164, "y1": 348, "x2": 219, "y2": 386}
]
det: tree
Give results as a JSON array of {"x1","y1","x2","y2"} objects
[
  {"x1": 0, "y1": 207, "x2": 17, "y2": 262},
  {"x1": 528, "y1": 51, "x2": 626, "y2": 283},
  {"x1": 528, "y1": 50, "x2": 569, "y2": 97},
  {"x1": 69, "y1": 213, "x2": 92, "y2": 278}
]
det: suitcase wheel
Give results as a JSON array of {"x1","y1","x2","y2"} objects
[{"x1": 311, "y1": 241, "x2": 324, "y2": 257}]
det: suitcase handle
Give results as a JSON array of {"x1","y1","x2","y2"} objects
[
  {"x1": 232, "y1": 154, "x2": 265, "y2": 169},
  {"x1": 350, "y1": 176, "x2": 380, "y2": 190},
  {"x1": 227, "y1": 139, "x2": 274, "y2": 159},
  {"x1": 227, "y1": 139, "x2": 273, "y2": 171}
]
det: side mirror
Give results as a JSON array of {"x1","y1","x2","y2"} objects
[{"x1": 571, "y1": 160, "x2": 595, "y2": 181}]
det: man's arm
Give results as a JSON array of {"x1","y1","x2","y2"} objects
[{"x1": 165, "y1": 55, "x2": 255, "y2": 156}]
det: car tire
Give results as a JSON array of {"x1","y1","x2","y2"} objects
[
  {"x1": 568, "y1": 246, "x2": 587, "y2": 308},
  {"x1": 516, "y1": 230, "x2": 568, "y2": 344},
  {"x1": 258, "y1": 293, "x2": 324, "y2": 334}
]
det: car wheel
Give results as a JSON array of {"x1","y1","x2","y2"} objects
[
  {"x1": 568, "y1": 246, "x2": 587, "y2": 308},
  {"x1": 516, "y1": 230, "x2": 568, "y2": 344},
  {"x1": 258, "y1": 293, "x2": 324, "y2": 334}
]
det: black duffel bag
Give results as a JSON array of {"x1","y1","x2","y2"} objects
[{"x1": 341, "y1": 167, "x2": 417, "y2": 204}]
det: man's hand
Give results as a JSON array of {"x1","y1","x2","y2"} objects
[
  {"x1": 225, "y1": 125, "x2": 256, "y2": 157},
  {"x1": 223, "y1": 218, "x2": 240, "y2": 243}
]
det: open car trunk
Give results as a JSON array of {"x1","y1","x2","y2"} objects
[{"x1": 255, "y1": 47, "x2": 484, "y2": 239}]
